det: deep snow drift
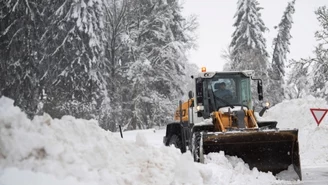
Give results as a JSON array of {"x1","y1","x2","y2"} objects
[{"x1": 1, "y1": 95, "x2": 328, "y2": 185}]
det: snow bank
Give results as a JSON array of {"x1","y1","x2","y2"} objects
[
  {"x1": 0, "y1": 168, "x2": 97, "y2": 185},
  {"x1": 203, "y1": 152, "x2": 279, "y2": 185},
  {"x1": 0, "y1": 96, "x2": 304, "y2": 184},
  {"x1": 0, "y1": 96, "x2": 181, "y2": 185},
  {"x1": 261, "y1": 95, "x2": 328, "y2": 166}
]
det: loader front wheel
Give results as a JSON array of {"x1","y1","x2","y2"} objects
[
  {"x1": 192, "y1": 132, "x2": 204, "y2": 163},
  {"x1": 169, "y1": 135, "x2": 182, "y2": 151}
]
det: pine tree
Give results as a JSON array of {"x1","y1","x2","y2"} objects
[
  {"x1": 271, "y1": 0, "x2": 295, "y2": 77},
  {"x1": 39, "y1": 0, "x2": 105, "y2": 120},
  {"x1": 118, "y1": 0, "x2": 197, "y2": 130},
  {"x1": 0, "y1": 0, "x2": 197, "y2": 131},
  {"x1": 0, "y1": 0, "x2": 44, "y2": 117},
  {"x1": 268, "y1": 0, "x2": 295, "y2": 105},
  {"x1": 229, "y1": 0, "x2": 269, "y2": 108},
  {"x1": 230, "y1": 0, "x2": 268, "y2": 70}
]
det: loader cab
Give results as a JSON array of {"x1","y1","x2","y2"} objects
[{"x1": 194, "y1": 71, "x2": 261, "y2": 119}]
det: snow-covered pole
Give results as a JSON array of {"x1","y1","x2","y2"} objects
[{"x1": 119, "y1": 125, "x2": 123, "y2": 138}]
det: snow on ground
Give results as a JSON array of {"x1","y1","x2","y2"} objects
[
  {"x1": 1, "y1": 95, "x2": 328, "y2": 184},
  {"x1": 261, "y1": 95, "x2": 328, "y2": 166},
  {"x1": 0, "y1": 97, "x2": 182, "y2": 185}
]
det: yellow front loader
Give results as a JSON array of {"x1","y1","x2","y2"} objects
[{"x1": 163, "y1": 70, "x2": 302, "y2": 180}]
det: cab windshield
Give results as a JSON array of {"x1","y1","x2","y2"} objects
[{"x1": 204, "y1": 73, "x2": 252, "y2": 110}]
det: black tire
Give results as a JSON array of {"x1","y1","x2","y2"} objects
[
  {"x1": 192, "y1": 132, "x2": 204, "y2": 163},
  {"x1": 168, "y1": 135, "x2": 182, "y2": 152}
]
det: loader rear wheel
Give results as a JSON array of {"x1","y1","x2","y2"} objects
[
  {"x1": 169, "y1": 135, "x2": 182, "y2": 151},
  {"x1": 192, "y1": 132, "x2": 204, "y2": 163}
]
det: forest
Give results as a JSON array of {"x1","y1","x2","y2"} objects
[{"x1": 0, "y1": 0, "x2": 327, "y2": 131}]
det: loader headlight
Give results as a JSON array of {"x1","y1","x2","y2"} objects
[
  {"x1": 262, "y1": 101, "x2": 270, "y2": 108},
  {"x1": 196, "y1": 106, "x2": 204, "y2": 111}
]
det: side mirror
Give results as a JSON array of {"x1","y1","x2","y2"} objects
[
  {"x1": 257, "y1": 80, "x2": 263, "y2": 101},
  {"x1": 188, "y1": 107, "x2": 194, "y2": 124},
  {"x1": 188, "y1": 90, "x2": 194, "y2": 99}
]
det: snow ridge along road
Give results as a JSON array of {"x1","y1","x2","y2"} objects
[{"x1": 1, "y1": 95, "x2": 328, "y2": 185}]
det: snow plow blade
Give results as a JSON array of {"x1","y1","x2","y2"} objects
[{"x1": 202, "y1": 129, "x2": 302, "y2": 180}]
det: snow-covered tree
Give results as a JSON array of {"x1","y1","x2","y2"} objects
[
  {"x1": 40, "y1": 0, "x2": 106, "y2": 120},
  {"x1": 0, "y1": 0, "x2": 197, "y2": 131},
  {"x1": 99, "y1": 0, "x2": 130, "y2": 131},
  {"x1": 229, "y1": 0, "x2": 269, "y2": 108},
  {"x1": 285, "y1": 58, "x2": 313, "y2": 99},
  {"x1": 271, "y1": 0, "x2": 295, "y2": 78},
  {"x1": 0, "y1": 0, "x2": 44, "y2": 117},
  {"x1": 230, "y1": 0, "x2": 268, "y2": 70},
  {"x1": 310, "y1": 6, "x2": 328, "y2": 101},
  {"x1": 221, "y1": 46, "x2": 234, "y2": 71},
  {"x1": 0, "y1": 0, "x2": 107, "y2": 121},
  {"x1": 268, "y1": 0, "x2": 296, "y2": 105},
  {"x1": 286, "y1": 6, "x2": 328, "y2": 102},
  {"x1": 120, "y1": 0, "x2": 197, "y2": 130}
]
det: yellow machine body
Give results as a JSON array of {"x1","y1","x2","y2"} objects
[{"x1": 165, "y1": 70, "x2": 302, "y2": 180}]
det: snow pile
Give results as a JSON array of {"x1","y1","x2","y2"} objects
[
  {"x1": 262, "y1": 95, "x2": 328, "y2": 166},
  {"x1": 0, "y1": 96, "x2": 180, "y2": 185},
  {"x1": 203, "y1": 153, "x2": 279, "y2": 185},
  {"x1": 0, "y1": 168, "x2": 97, "y2": 185},
  {"x1": 0, "y1": 96, "x2": 285, "y2": 185}
]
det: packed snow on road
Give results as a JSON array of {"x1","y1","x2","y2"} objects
[{"x1": 1, "y1": 95, "x2": 328, "y2": 185}]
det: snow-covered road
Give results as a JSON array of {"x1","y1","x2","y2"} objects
[
  {"x1": 300, "y1": 166, "x2": 328, "y2": 185},
  {"x1": 118, "y1": 128, "x2": 328, "y2": 185}
]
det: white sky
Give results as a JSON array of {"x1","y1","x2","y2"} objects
[{"x1": 181, "y1": 0, "x2": 328, "y2": 71}]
